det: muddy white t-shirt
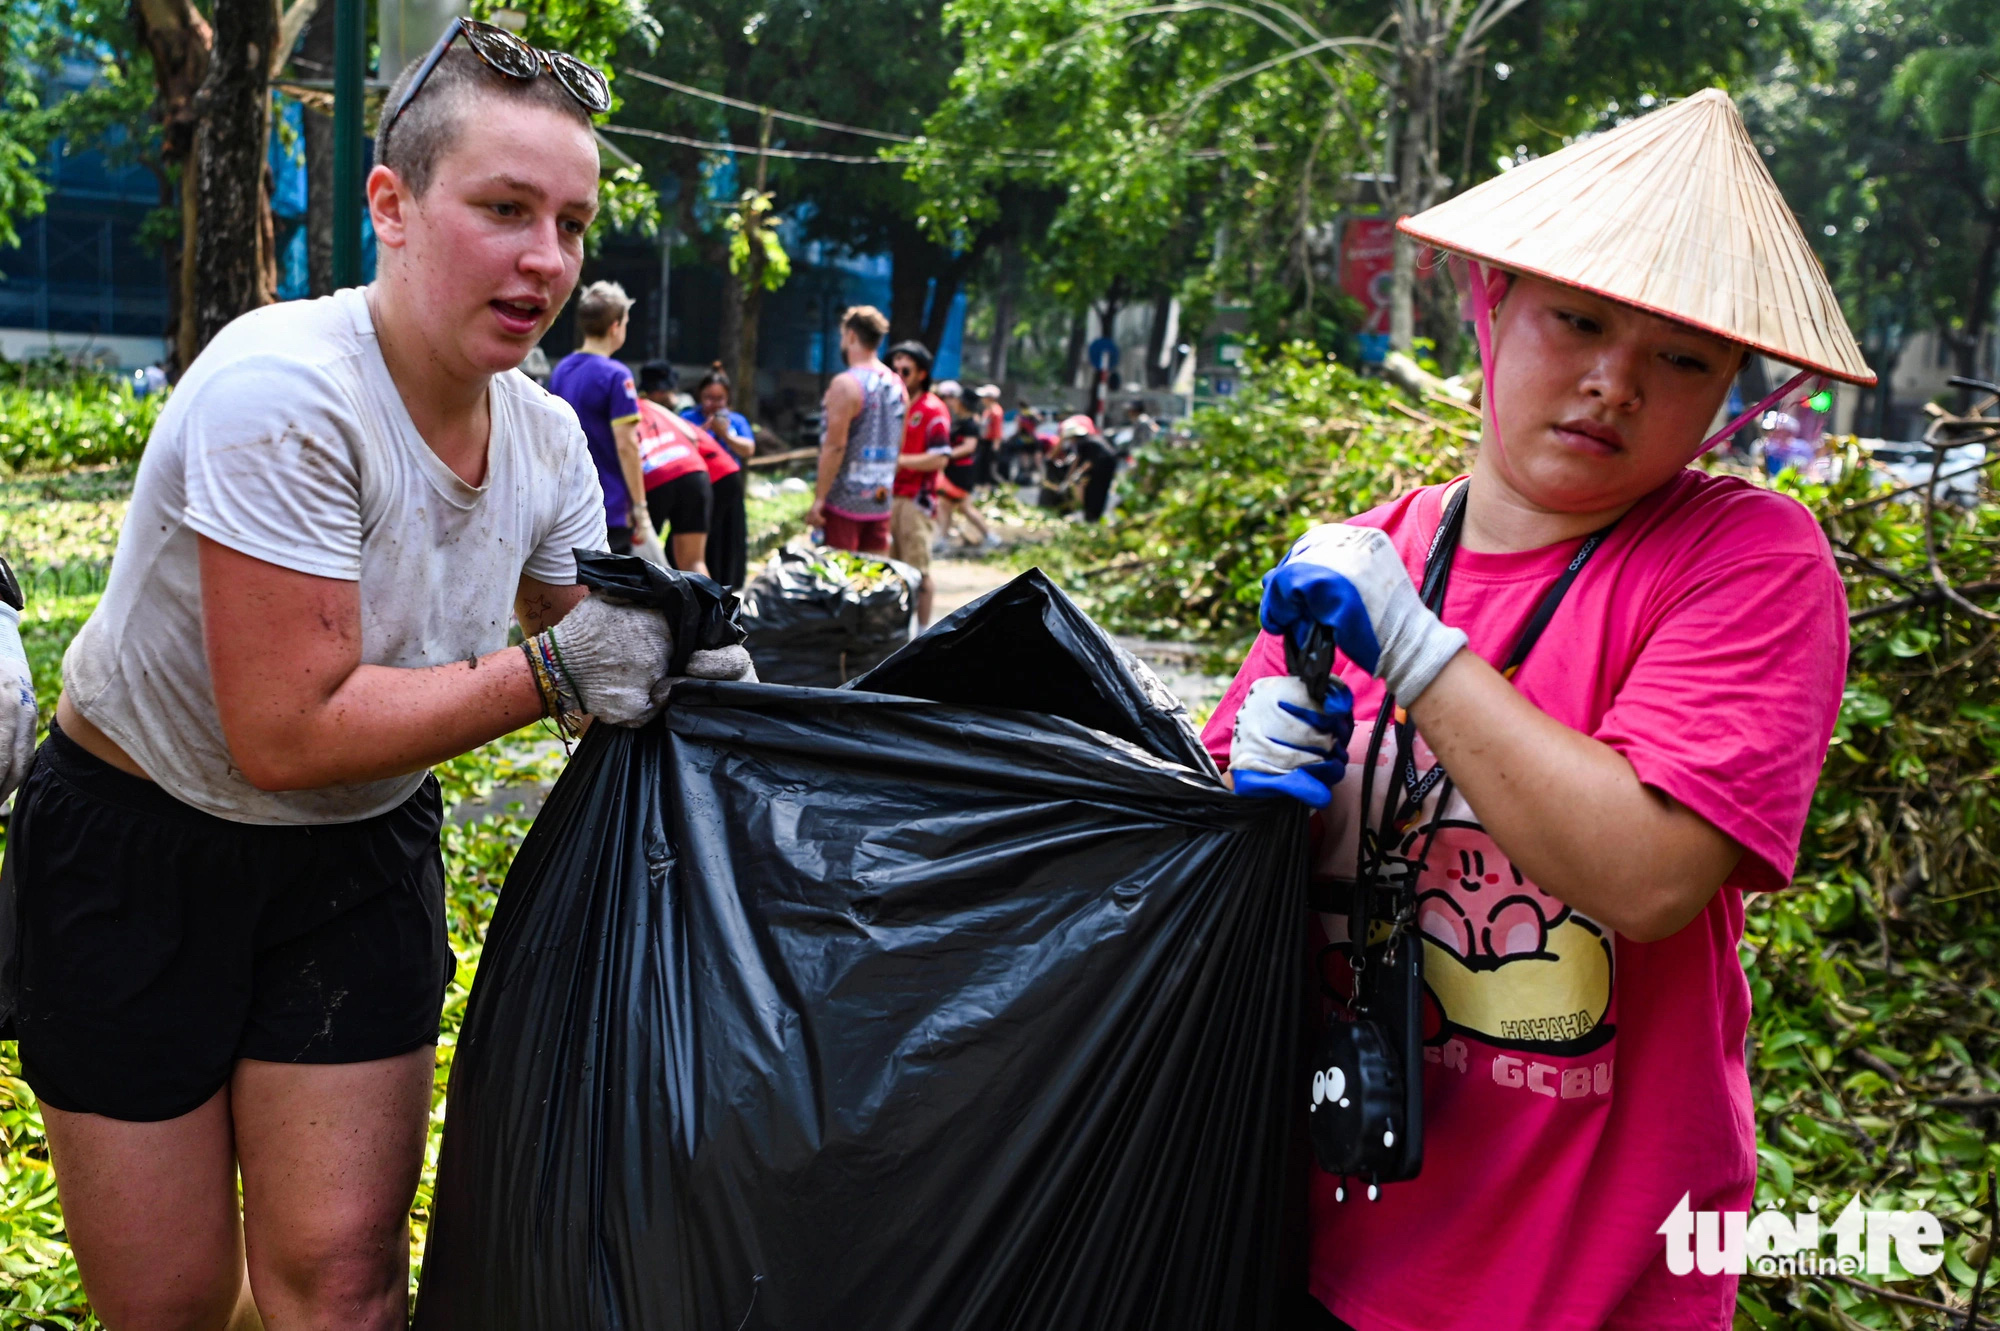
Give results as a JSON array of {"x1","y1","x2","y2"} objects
[{"x1": 63, "y1": 288, "x2": 606, "y2": 826}]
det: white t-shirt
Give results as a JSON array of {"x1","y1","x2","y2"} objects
[{"x1": 63, "y1": 288, "x2": 607, "y2": 825}]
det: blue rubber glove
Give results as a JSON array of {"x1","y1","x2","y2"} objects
[
  {"x1": 1259, "y1": 524, "x2": 1468, "y2": 704},
  {"x1": 1229, "y1": 675, "x2": 1356, "y2": 809}
]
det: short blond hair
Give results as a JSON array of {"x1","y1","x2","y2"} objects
[
  {"x1": 841, "y1": 305, "x2": 889, "y2": 349},
  {"x1": 577, "y1": 280, "x2": 633, "y2": 338}
]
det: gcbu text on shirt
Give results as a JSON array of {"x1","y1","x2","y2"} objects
[
  {"x1": 1421, "y1": 1038, "x2": 1618, "y2": 1101},
  {"x1": 1658, "y1": 1194, "x2": 1945, "y2": 1279}
]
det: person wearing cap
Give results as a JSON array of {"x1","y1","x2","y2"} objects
[
  {"x1": 1061, "y1": 413, "x2": 1122, "y2": 522},
  {"x1": 935, "y1": 381, "x2": 997, "y2": 549},
  {"x1": 885, "y1": 340, "x2": 954, "y2": 627},
  {"x1": 975, "y1": 383, "x2": 1005, "y2": 487},
  {"x1": 1202, "y1": 90, "x2": 1869, "y2": 1330}
]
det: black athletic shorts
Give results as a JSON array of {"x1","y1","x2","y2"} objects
[
  {"x1": 646, "y1": 469, "x2": 713, "y2": 537},
  {"x1": 4, "y1": 724, "x2": 452, "y2": 1122}
]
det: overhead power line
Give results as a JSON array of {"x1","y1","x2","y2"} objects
[
  {"x1": 622, "y1": 67, "x2": 925, "y2": 145},
  {"x1": 600, "y1": 122, "x2": 895, "y2": 164},
  {"x1": 610, "y1": 69, "x2": 1280, "y2": 166},
  {"x1": 619, "y1": 66, "x2": 1057, "y2": 160}
]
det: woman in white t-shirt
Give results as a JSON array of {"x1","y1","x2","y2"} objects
[{"x1": 1, "y1": 30, "x2": 746, "y2": 1330}]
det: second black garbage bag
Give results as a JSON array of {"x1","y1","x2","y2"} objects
[
  {"x1": 737, "y1": 541, "x2": 919, "y2": 685},
  {"x1": 415, "y1": 569, "x2": 1308, "y2": 1331}
]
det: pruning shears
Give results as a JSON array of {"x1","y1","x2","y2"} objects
[{"x1": 1284, "y1": 621, "x2": 1337, "y2": 709}]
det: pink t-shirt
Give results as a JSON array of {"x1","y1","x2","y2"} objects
[{"x1": 1199, "y1": 470, "x2": 1846, "y2": 1331}]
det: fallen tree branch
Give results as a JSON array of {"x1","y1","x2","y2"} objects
[
  {"x1": 1385, "y1": 399, "x2": 1477, "y2": 442},
  {"x1": 1849, "y1": 581, "x2": 2000, "y2": 625},
  {"x1": 1935, "y1": 1093, "x2": 2000, "y2": 1112},
  {"x1": 1922, "y1": 442, "x2": 2000, "y2": 623},
  {"x1": 745, "y1": 447, "x2": 820, "y2": 469},
  {"x1": 1851, "y1": 1049, "x2": 1902, "y2": 1086},
  {"x1": 1831, "y1": 451, "x2": 1999, "y2": 518},
  {"x1": 1815, "y1": 1272, "x2": 2000, "y2": 1328}
]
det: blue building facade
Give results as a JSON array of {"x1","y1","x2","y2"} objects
[
  {"x1": 0, "y1": 65, "x2": 172, "y2": 365},
  {"x1": 3, "y1": 82, "x2": 958, "y2": 390}
]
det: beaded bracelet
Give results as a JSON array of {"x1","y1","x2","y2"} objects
[{"x1": 521, "y1": 633, "x2": 583, "y2": 738}]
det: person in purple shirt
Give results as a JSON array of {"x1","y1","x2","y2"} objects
[{"x1": 549, "y1": 281, "x2": 655, "y2": 554}]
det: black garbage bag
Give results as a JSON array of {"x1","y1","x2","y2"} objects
[
  {"x1": 415, "y1": 569, "x2": 1309, "y2": 1331},
  {"x1": 737, "y1": 541, "x2": 918, "y2": 686}
]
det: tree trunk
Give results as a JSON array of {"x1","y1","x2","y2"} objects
[
  {"x1": 986, "y1": 242, "x2": 1019, "y2": 386},
  {"x1": 1388, "y1": 7, "x2": 1439, "y2": 355},
  {"x1": 735, "y1": 283, "x2": 764, "y2": 424},
  {"x1": 300, "y1": 3, "x2": 334, "y2": 296},
  {"x1": 1060, "y1": 306, "x2": 1087, "y2": 388},
  {"x1": 1388, "y1": 99, "x2": 1429, "y2": 353},
  {"x1": 1871, "y1": 337, "x2": 1903, "y2": 438},
  {"x1": 130, "y1": 0, "x2": 212, "y2": 374},
  {"x1": 1144, "y1": 290, "x2": 1174, "y2": 389},
  {"x1": 888, "y1": 247, "x2": 933, "y2": 347},
  {"x1": 733, "y1": 221, "x2": 766, "y2": 424},
  {"x1": 718, "y1": 262, "x2": 744, "y2": 390},
  {"x1": 1950, "y1": 212, "x2": 2000, "y2": 398},
  {"x1": 140, "y1": 162, "x2": 184, "y2": 361},
  {"x1": 189, "y1": 0, "x2": 279, "y2": 357},
  {"x1": 921, "y1": 262, "x2": 962, "y2": 360}
]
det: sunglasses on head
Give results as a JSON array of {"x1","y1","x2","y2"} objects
[{"x1": 381, "y1": 17, "x2": 611, "y2": 149}]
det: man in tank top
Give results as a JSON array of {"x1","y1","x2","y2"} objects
[{"x1": 806, "y1": 305, "x2": 906, "y2": 554}]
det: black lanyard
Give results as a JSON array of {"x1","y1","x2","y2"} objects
[{"x1": 1352, "y1": 482, "x2": 1616, "y2": 913}]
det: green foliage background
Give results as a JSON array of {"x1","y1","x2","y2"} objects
[
  {"x1": 1, "y1": 359, "x2": 1997, "y2": 1326},
  {"x1": 1039, "y1": 347, "x2": 2000, "y2": 1327},
  {"x1": 0, "y1": 381, "x2": 160, "y2": 475}
]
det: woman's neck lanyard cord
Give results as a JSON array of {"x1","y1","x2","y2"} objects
[{"x1": 1345, "y1": 482, "x2": 1617, "y2": 1003}]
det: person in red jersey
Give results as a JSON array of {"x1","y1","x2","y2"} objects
[{"x1": 885, "y1": 339, "x2": 954, "y2": 627}]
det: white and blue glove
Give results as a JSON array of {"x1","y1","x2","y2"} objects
[
  {"x1": 1229, "y1": 675, "x2": 1354, "y2": 809},
  {"x1": 1259, "y1": 524, "x2": 1468, "y2": 706},
  {"x1": 0, "y1": 602, "x2": 35, "y2": 802}
]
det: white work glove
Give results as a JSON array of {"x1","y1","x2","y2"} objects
[
  {"x1": 686, "y1": 645, "x2": 758, "y2": 682},
  {"x1": 1229, "y1": 675, "x2": 1354, "y2": 809},
  {"x1": 0, "y1": 603, "x2": 36, "y2": 802},
  {"x1": 1259, "y1": 524, "x2": 1468, "y2": 705},
  {"x1": 530, "y1": 595, "x2": 675, "y2": 728},
  {"x1": 647, "y1": 643, "x2": 759, "y2": 708}
]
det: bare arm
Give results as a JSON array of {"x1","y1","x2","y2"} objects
[
  {"x1": 1407, "y1": 650, "x2": 1743, "y2": 942},
  {"x1": 612, "y1": 417, "x2": 652, "y2": 537},
  {"x1": 516, "y1": 575, "x2": 588, "y2": 636},
  {"x1": 808, "y1": 374, "x2": 861, "y2": 525},
  {"x1": 202, "y1": 538, "x2": 556, "y2": 791}
]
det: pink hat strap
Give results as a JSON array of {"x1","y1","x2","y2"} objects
[
  {"x1": 1470, "y1": 257, "x2": 1820, "y2": 461},
  {"x1": 1699, "y1": 370, "x2": 1816, "y2": 454},
  {"x1": 1467, "y1": 261, "x2": 1511, "y2": 459}
]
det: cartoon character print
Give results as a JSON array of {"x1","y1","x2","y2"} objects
[
  {"x1": 1317, "y1": 725, "x2": 1615, "y2": 1058},
  {"x1": 1395, "y1": 818, "x2": 1614, "y2": 1057}
]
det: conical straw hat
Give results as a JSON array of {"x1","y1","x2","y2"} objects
[{"x1": 1399, "y1": 88, "x2": 1874, "y2": 386}]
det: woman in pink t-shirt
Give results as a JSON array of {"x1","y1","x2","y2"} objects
[{"x1": 1213, "y1": 92, "x2": 1873, "y2": 1330}]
